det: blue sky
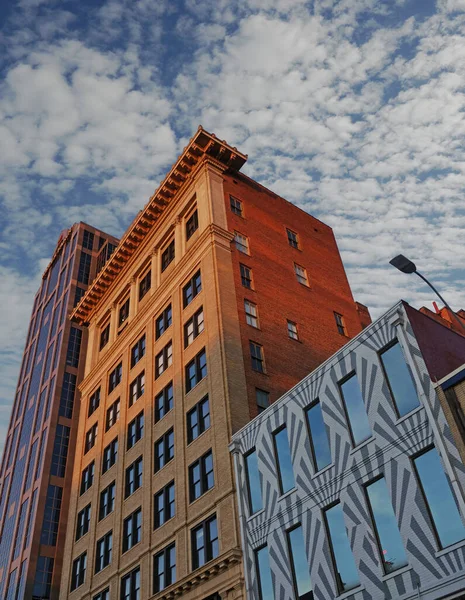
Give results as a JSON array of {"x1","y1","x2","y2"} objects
[{"x1": 1, "y1": 0, "x2": 465, "y2": 454}]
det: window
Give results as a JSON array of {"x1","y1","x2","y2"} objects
[
  {"x1": 189, "y1": 450, "x2": 214, "y2": 502},
  {"x1": 339, "y1": 373, "x2": 371, "y2": 446},
  {"x1": 40, "y1": 485, "x2": 62, "y2": 546},
  {"x1": 109, "y1": 362, "x2": 122, "y2": 393},
  {"x1": 59, "y1": 372, "x2": 76, "y2": 419},
  {"x1": 365, "y1": 477, "x2": 408, "y2": 573},
  {"x1": 80, "y1": 461, "x2": 95, "y2": 495},
  {"x1": 106, "y1": 398, "x2": 120, "y2": 431},
  {"x1": 77, "y1": 252, "x2": 91, "y2": 284},
  {"x1": 66, "y1": 327, "x2": 82, "y2": 367},
  {"x1": 255, "y1": 546, "x2": 274, "y2": 600},
  {"x1": 155, "y1": 341, "x2": 173, "y2": 378},
  {"x1": 155, "y1": 304, "x2": 172, "y2": 339},
  {"x1": 123, "y1": 508, "x2": 142, "y2": 553},
  {"x1": 76, "y1": 504, "x2": 91, "y2": 540},
  {"x1": 51, "y1": 424, "x2": 70, "y2": 477},
  {"x1": 33, "y1": 556, "x2": 54, "y2": 600},
  {"x1": 380, "y1": 340, "x2": 420, "y2": 417},
  {"x1": 139, "y1": 270, "x2": 151, "y2": 301},
  {"x1": 186, "y1": 209, "x2": 199, "y2": 240},
  {"x1": 256, "y1": 389, "x2": 270, "y2": 413},
  {"x1": 93, "y1": 589, "x2": 110, "y2": 600},
  {"x1": 230, "y1": 196, "x2": 243, "y2": 216},
  {"x1": 187, "y1": 396, "x2": 210, "y2": 443},
  {"x1": 102, "y1": 438, "x2": 118, "y2": 473},
  {"x1": 413, "y1": 446, "x2": 465, "y2": 548},
  {"x1": 119, "y1": 298, "x2": 130, "y2": 327},
  {"x1": 100, "y1": 323, "x2": 110, "y2": 350},
  {"x1": 125, "y1": 457, "x2": 143, "y2": 498},
  {"x1": 71, "y1": 552, "x2": 87, "y2": 591},
  {"x1": 131, "y1": 335, "x2": 146, "y2": 368},
  {"x1": 240, "y1": 264, "x2": 253, "y2": 289},
  {"x1": 154, "y1": 481, "x2": 175, "y2": 529},
  {"x1": 121, "y1": 567, "x2": 140, "y2": 600},
  {"x1": 99, "y1": 481, "x2": 116, "y2": 520},
  {"x1": 306, "y1": 401, "x2": 331, "y2": 472},
  {"x1": 273, "y1": 426, "x2": 295, "y2": 494},
  {"x1": 250, "y1": 342, "x2": 265, "y2": 373},
  {"x1": 287, "y1": 320, "x2": 299, "y2": 340},
  {"x1": 324, "y1": 503, "x2": 360, "y2": 593},
  {"x1": 234, "y1": 231, "x2": 249, "y2": 254},
  {"x1": 129, "y1": 371, "x2": 145, "y2": 406},
  {"x1": 88, "y1": 387, "x2": 101, "y2": 417},
  {"x1": 191, "y1": 515, "x2": 219, "y2": 570},
  {"x1": 82, "y1": 230, "x2": 94, "y2": 250},
  {"x1": 84, "y1": 423, "x2": 98, "y2": 454},
  {"x1": 245, "y1": 301, "x2": 259, "y2": 328},
  {"x1": 161, "y1": 240, "x2": 175, "y2": 272},
  {"x1": 154, "y1": 429, "x2": 174, "y2": 472},
  {"x1": 153, "y1": 543, "x2": 176, "y2": 593},
  {"x1": 183, "y1": 270, "x2": 202, "y2": 307},
  {"x1": 286, "y1": 229, "x2": 299, "y2": 249},
  {"x1": 155, "y1": 381, "x2": 174, "y2": 422},
  {"x1": 334, "y1": 312, "x2": 347, "y2": 336},
  {"x1": 245, "y1": 450, "x2": 263, "y2": 515},
  {"x1": 74, "y1": 286, "x2": 86, "y2": 308},
  {"x1": 127, "y1": 412, "x2": 144, "y2": 449},
  {"x1": 184, "y1": 307, "x2": 204, "y2": 346},
  {"x1": 95, "y1": 531, "x2": 112, "y2": 573},
  {"x1": 294, "y1": 263, "x2": 308, "y2": 286},
  {"x1": 287, "y1": 525, "x2": 312, "y2": 600},
  {"x1": 185, "y1": 348, "x2": 207, "y2": 392}
]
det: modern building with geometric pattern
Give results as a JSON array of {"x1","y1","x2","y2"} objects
[{"x1": 231, "y1": 301, "x2": 465, "y2": 600}]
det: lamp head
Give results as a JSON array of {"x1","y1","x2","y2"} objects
[{"x1": 389, "y1": 254, "x2": 417, "y2": 274}]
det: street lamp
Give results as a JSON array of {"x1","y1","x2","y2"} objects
[{"x1": 389, "y1": 254, "x2": 465, "y2": 334}]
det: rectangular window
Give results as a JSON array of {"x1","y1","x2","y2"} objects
[
  {"x1": 245, "y1": 449, "x2": 263, "y2": 515},
  {"x1": 32, "y1": 556, "x2": 54, "y2": 600},
  {"x1": 102, "y1": 438, "x2": 118, "y2": 473},
  {"x1": 294, "y1": 263, "x2": 308, "y2": 286},
  {"x1": 184, "y1": 307, "x2": 205, "y2": 347},
  {"x1": 240, "y1": 264, "x2": 253, "y2": 289},
  {"x1": 100, "y1": 323, "x2": 110, "y2": 350},
  {"x1": 95, "y1": 531, "x2": 112, "y2": 573},
  {"x1": 155, "y1": 304, "x2": 172, "y2": 339},
  {"x1": 234, "y1": 231, "x2": 249, "y2": 254},
  {"x1": 106, "y1": 398, "x2": 120, "y2": 431},
  {"x1": 155, "y1": 381, "x2": 174, "y2": 423},
  {"x1": 183, "y1": 270, "x2": 202, "y2": 307},
  {"x1": 154, "y1": 429, "x2": 174, "y2": 472},
  {"x1": 256, "y1": 389, "x2": 270, "y2": 413},
  {"x1": 84, "y1": 423, "x2": 98, "y2": 454},
  {"x1": 230, "y1": 196, "x2": 243, "y2": 216},
  {"x1": 255, "y1": 546, "x2": 274, "y2": 600},
  {"x1": 125, "y1": 457, "x2": 143, "y2": 498},
  {"x1": 40, "y1": 485, "x2": 63, "y2": 546},
  {"x1": 66, "y1": 327, "x2": 82, "y2": 367},
  {"x1": 306, "y1": 401, "x2": 331, "y2": 472},
  {"x1": 71, "y1": 552, "x2": 87, "y2": 591},
  {"x1": 129, "y1": 371, "x2": 145, "y2": 406},
  {"x1": 108, "y1": 362, "x2": 122, "y2": 393},
  {"x1": 185, "y1": 348, "x2": 207, "y2": 392},
  {"x1": 324, "y1": 503, "x2": 360, "y2": 593},
  {"x1": 339, "y1": 373, "x2": 371, "y2": 446},
  {"x1": 380, "y1": 341, "x2": 420, "y2": 417},
  {"x1": 287, "y1": 320, "x2": 299, "y2": 340},
  {"x1": 127, "y1": 411, "x2": 144, "y2": 449},
  {"x1": 80, "y1": 461, "x2": 95, "y2": 495},
  {"x1": 287, "y1": 526, "x2": 313, "y2": 600},
  {"x1": 121, "y1": 567, "x2": 140, "y2": 600},
  {"x1": 154, "y1": 481, "x2": 175, "y2": 529},
  {"x1": 189, "y1": 449, "x2": 214, "y2": 502},
  {"x1": 131, "y1": 334, "x2": 146, "y2": 368},
  {"x1": 76, "y1": 504, "x2": 91, "y2": 540},
  {"x1": 93, "y1": 589, "x2": 110, "y2": 600},
  {"x1": 74, "y1": 286, "x2": 86, "y2": 308},
  {"x1": 51, "y1": 424, "x2": 70, "y2": 477},
  {"x1": 88, "y1": 387, "x2": 101, "y2": 417},
  {"x1": 187, "y1": 396, "x2": 210, "y2": 443},
  {"x1": 119, "y1": 298, "x2": 130, "y2": 327},
  {"x1": 273, "y1": 426, "x2": 295, "y2": 494},
  {"x1": 139, "y1": 270, "x2": 151, "y2": 301},
  {"x1": 82, "y1": 230, "x2": 94, "y2": 250},
  {"x1": 287, "y1": 229, "x2": 299, "y2": 249},
  {"x1": 99, "y1": 481, "x2": 116, "y2": 520},
  {"x1": 186, "y1": 209, "x2": 199, "y2": 240},
  {"x1": 334, "y1": 312, "x2": 347, "y2": 336},
  {"x1": 123, "y1": 508, "x2": 142, "y2": 553},
  {"x1": 77, "y1": 252, "x2": 91, "y2": 284},
  {"x1": 250, "y1": 342, "x2": 265, "y2": 373},
  {"x1": 161, "y1": 240, "x2": 175, "y2": 272},
  {"x1": 413, "y1": 446, "x2": 465, "y2": 548},
  {"x1": 59, "y1": 372, "x2": 76, "y2": 419},
  {"x1": 153, "y1": 543, "x2": 176, "y2": 593},
  {"x1": 191, "y1": 515, "x2": 219, "y2": 570},
  {"x1": 365, "y1": 477, "x2": 408, "y2": 573},
  {"x1": 245, "y1": 300, "x2": 259, "y2": 328},
  {"x1": 155, "y1": 341, "x2": 173, "y2": 378}
]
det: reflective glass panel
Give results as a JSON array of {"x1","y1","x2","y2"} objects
[
  {"x1": 256, "y1": 546, "x2": 274, "y2": 600},
  {"x1": 306, "y1": 402, "x2": 331, "y2": 471},
  {"x1": 245, "y1": 450, "x2": 263, "y2": 514},
  {"x1": 340, "y1": 375, "x2": 371, "y2": 445},
  {"x1": 273, "y1": 426, "x2": 295, "y2": 494},
  {"x1": 288, "y1": 525, "x2": 313, "y2": 598},
  {"x1": 324, "y1": 503, "x2": 359, "y2": 592},
  {"x1": 380, "y1": 342, "x2": 420, "y2": 417}
]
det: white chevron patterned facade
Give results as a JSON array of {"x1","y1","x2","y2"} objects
[{"x1": 230, "y1": 301, "x2": 465, "y2": 600}]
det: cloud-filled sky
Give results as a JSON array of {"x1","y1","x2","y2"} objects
[{"x1": 1, "y1": 0, "x2": 465, "y2": 454}]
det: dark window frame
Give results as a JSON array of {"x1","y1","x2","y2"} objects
[
  {"x1": 240, "y1": 263, "x2": 253, "y2": 289},
  {"x1": 184, "y1": 307, "x2": 205, "y2": 347},
  {"x1": 102, "y1": 437, "x2": 118, "y2": 473},
  {"x1": 131, "y1": 334, "x2": 146, "y2": 368},
  {"x1": 95, "y1": 530, "x2": 112, "y2": 573},
  {"x1": 334, "y1": 312, "x2": 347, "y2": 336},
  {"x1": 183, "y1": 270, "x2": 202, "y2": 308},
  {"x1": 187, "y1": 396, "x2": 210, "y2": 444},
  {"x1": 230, "y1": 195, "x2": 243, "y2": 216},
  {"x1": 70, "y1": 552, "x2": 87, "y2": 591},
  {"x1": 105, "y1": 398, "x2": 120, "y2": 431},
  {"x1": 185, "y1": 348, "x2": 207, "y2": 393},
  {"x1": 127, "y1": 411, "x2": 144, "y2": 450},
  {"x1": 155, "y1": 305, "x2": 172, "y2": 339},
  {"x1": 139, "y1": 270, "x2": 151, "y2": 301},
  {"x1": 154, "y1": 481, "x2": 175, "y2": 529},
  {"x1": 186, "y1": 209, "x2": 199, "y2": 240},
  {"x1": 154, "y1": 429, "x2": 175, "y2": 473},
  {"x1": 100, "y1": 323, "x2": 110, "y2": 350},
  {"x1": 129, "y1": 371, "x2": 145, "y2": 407},
  {"x1": 122, "y1": 507, "x2": 142, "y2": 553},
  {"x1": 80, "y1": 461, "x2": 95, "y2": 495},
  {"x1": 338, "y1": 371, "x2": 371, "y2": 447},
  {"x1": 189, "y1": 449, "x2": 214, "y2": 502},
  {"x1": 88, "y1": 387, "x2": 101, "y2": 417},
  {"x1": 272, "y1": 424, "x2": 295, "y2": 495},
  {"x1": 125, "y1": 457, "x2": 143, "y2": 498},
  {"x1": 161, "y1": 240, "x2": 175, "y2": 272},
  {"x1": 118, "y1": 298, "x2": 130, "y2": 327},
  {"x1": 250, "y1": 341, "x2": 265, "y2": 373},
  {"x1": 304, "y1": 399, "x2": 332, "y2": 473},
  {"x1": 108, "y1": 362, "x2": 122, "y2": 394},
  {"x1": 153, "y1": 542, "x2": 176, "y2": 594},
  {"x1": 76, "y1": 503, "x2": 91, "y2": 541},
  {"x1": 191, "y1": 514, "x2": 219, "y2": 570},
  {"x1": 286, "y1": 228, "x2": 299, "y2": 249},
  {"x1": 99, "y1": 481, "x2": 116, "y2": 521},
  {"x1": 154, "y1": 381, "x2": 174, "y2": 423}
]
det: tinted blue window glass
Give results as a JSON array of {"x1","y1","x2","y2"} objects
[
  {"x1": 414, "y1": 447, "x2": 465, "y2": 548},
  {"x1": 288, "y1": 525, "x2": 313, "y2": 598},
  {"x1": 380, "y1": 342, "x2": 420, "y2": 417},
  {"x1": 325, "y1": 503, "x2": 360, "y2": 592},
  {"x1": 245, "y1": 450, "x2": 263, "y2": 514},
  {"x1": 306, "y1": 402, "x2": 331, "y2": 471},
  {"x1": 340, "y1": 375, "x2": 371, "y2": 445},
  {"x1": 273, "y1": 426, "x2": 295, "y2": 494},
  {"x1": 256, "y1": 546, "x2": 274, "y2": 600}
]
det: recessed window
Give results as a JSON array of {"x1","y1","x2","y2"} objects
[
  {"x1": 66, "y1": 327, "x2": 82, "y2": 368},
  {"x1": 77, "y1": 252, "x2": 91, "y2": 285},
  {"x1": 155, "y1": 304, "x2": 172, "y2": 339},
  {"x1": 154, "y1": 481, "x2": 175, "y2": 529},
  {"x1": 287, "y1": 320, "x2": 298, "y2": 340},
  {"x1": 74, "y1": 286, "x2": 86, "y2": 308},
  {"x1": 334, "y1": 312, "x2": 347, "y2": 336},
  {"x1": 287, "y1": 525, "x2": 313, "y2": 599},
  {"x1": 153, "y1": 543, "x2": 176, "y2": 594},
  {"x1": 129, "y1": 371, "x2": 145, "y2": 406},
  {"x1": 240, "y1": 264, "x2": 253, "y2": 289},
  {"x1": 250, "y1": 342, "x2": 265, "y2": 373},
  {"x1": 230, "y1": 196, "x2": 243, "y2": 216},
  {"x1": 125, "y1": 457, "x2": 143, "y2": 498},
  {"x1": 84, "y1": 423, "x2": 98, "y2": 454},
  {"x1": 286, "y1": 229, "x2": 299, "y2": 249},
  {"x1": 121, "y1": 566, "x2": 140, "y2": 600},
  {"x1": 82, "y1": 230, "x2": 94, "y2": 251},
  {"x1": 102, "y1": 438, "x2": 118, "y2": 473},
  {"x1": 95, "y1": 530, "x2": 112, "y2": 573},
  {"x1": 380, "y1": 341, "x2": 420, "y2": 417},
  {"x1": 324, "y1": 503, "x2": 360, "y2": 593},
  {"x1": 273, "y1": 426, "x2": 295, "y2": 494},
  {"x1": 155, "y1": 341, "x2": 173, "y2": 378},
  {"x1": 106, "y1": 398, "x2": 120, "y2": 431},
  {"x1": 119, "y1": 298, "x2": 130, "y2": 327},
  {"x1": 108, "y1": 362, "x2": 122, "y2": 394},
  {"x1": 122, "y1": 508, "x2": 142, "y2": 553},
  {"x1": 189, "y1": 449, "x2": 214, "y2": 502},
  {"x1": 186, "y1": 209, "x2": 199, "y2": 240},
  {"x1": 71, "y1": 552, "x2": 86, "y2": 591},
  {"x1": 255, "y1": 545, "x2": 274, "y2": 600},
  {"x1": 306, "y1": 401, "x2": 331, "y2": 472},
  {"x1": 154, "y1": 429, "x2": 174, "y2": 473},
  {"x1": 99, "y1": 481, "x2": 116, "y2": 520},
  {"x1": 294, "y1": 263, "x2": 308, "y2": 286},
  {"x1": 184, "y1": 307, "x2": 204, "y2": 347},
  {"x1": 187, "y1": 396, "x2": 210, "y2": 443},
  {"x1": 139, "y1": 270, "x2": 151, "y2": 301},
  {"x1": 183, "y1": 270, "x2": 202, "y2": 308},
  {"x1": 234, "y1": 231, "x2": 249, "y2": 254},
  {"x1": 191, "y1": 515, "x2": 218, "y2": 570},
  {"x1": 245, "y1": 449, "x2": 262, "y2": 515},
  {"x1": 100, "y1": 323, "x2": 110, "y2": 350},
  {"x1": 161, "y1": 240, "x2": 175, "y2": 272},
  {"x1": 93, "y1": 588, "x2": 109, "y2": 600},
  {"x1": 185, "y1": 348, "x2": 207, "y2": 392},
  {"x1": 339, "y1": 373, "x2": 371, "y2": 446},
  {"x1": 127, "y1": 412, "x2": 144, "y2": 449},
  {"x1": 80, "y1": 461, "x2": 94, "y2": 495},
  {"x1": 131, "y1": 334, "x2": 146, "y2": 369},
  {"x1": 76, "y1": 504, "x2": 91, "y2": 541},
  {"x1": 40, "y1": 485, "x2": 62, "y2": 546},
  {"x1": 88, "y1": 387, "x2": 100, "y2": 417},
  {"x1": 245, "y1": 300, "x2": 259, "y2": 328},
  {"x1": 154, "y1": 381, "x2": 174, "y2": 423}
]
